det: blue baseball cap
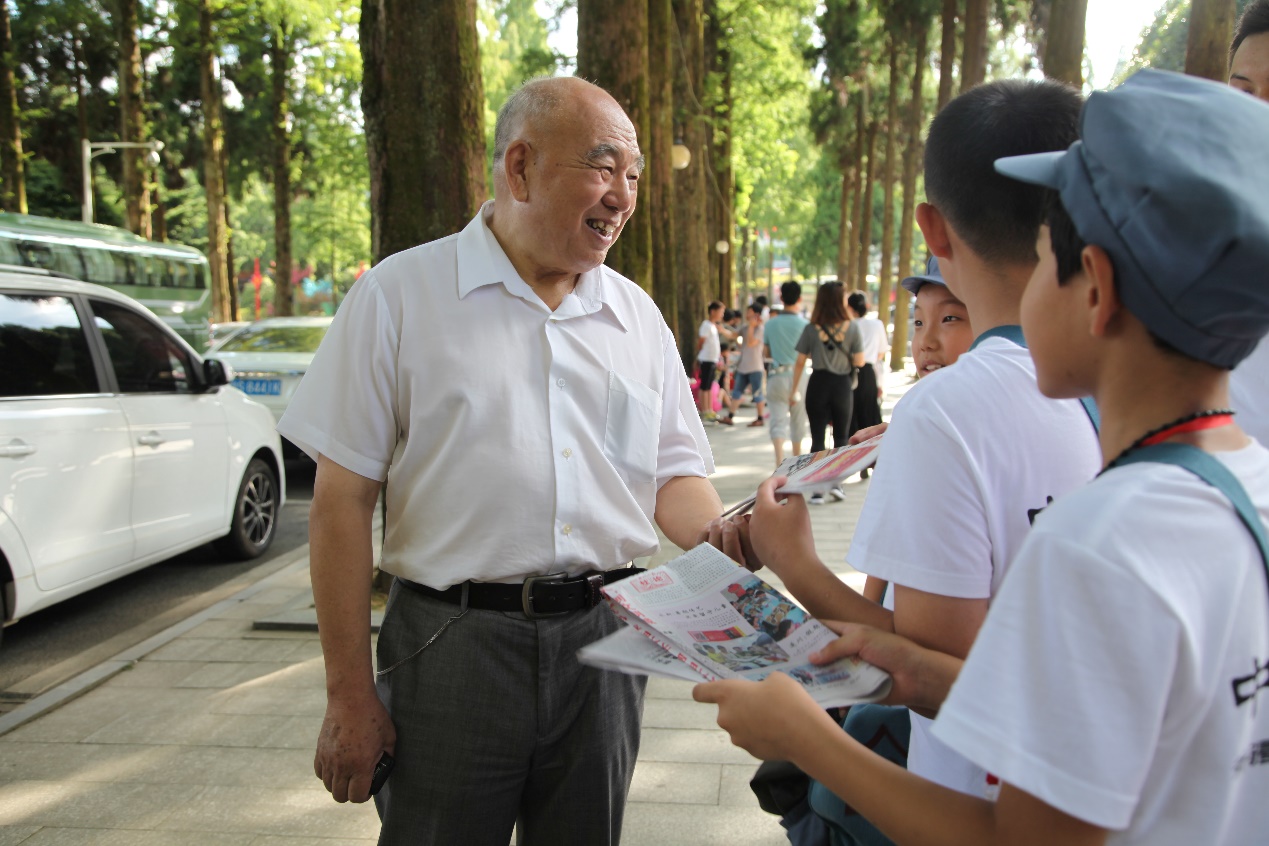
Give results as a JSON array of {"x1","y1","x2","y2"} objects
[
  {"x1": 994, "y1": 69, "x2": 1269, "y2": 368},
  {"x1": 900, "y1": 256, "x2": 947, "y2": 296}
]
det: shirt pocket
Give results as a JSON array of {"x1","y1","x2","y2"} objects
[{"x1": 603, "y1": 370, "x2": 662, "y2": 486}]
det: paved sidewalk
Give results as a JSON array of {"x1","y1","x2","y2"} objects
[{"x1": 0, "y1": 373, "x2": 915, "y2": 845}]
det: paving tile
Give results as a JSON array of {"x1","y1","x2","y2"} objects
[
  {"x1": 258, "y1": 715, "x2": 323, "y2": 750},
  {"x1": 84, "y1": 710, "x2": 294, "y2": 748},
  {"x1": 157, "y1": 786, "x2": 380, "y2": 839},
  {"x1": 620, "y1": 801, "x2": 786, "y2": 846},
  {"x1": 172, "y1": 659, "x2": 322, "y2": 690},
  {"x1": 249, "y1": 837, "x2": 377, "y2": 846},
  {"x1": 719, "y1": 763, "x2": 764, "y2": 807},
  {"x1": 628, "y1": 761, "x2": 721, "y2": 806},
  {"x1": 184, "y1": 618, "x2": 254, "y2": 639},
  {"x1": 0, "y1": 688, "x2": 211, "y2": 744},
  {"x1": 0, "y1": 742, "x2": 166, "y2": 784},
  {"x1": 211, "y1": 685, "x2": 325, "y2": 718},
  {"x1": 637, "y1": 728, "x2": 758, "y2": 766},
  {"x1": 0, "y1": 826, "x2": 40, "y2": 846},
  {"x1": 640, "y1": 698, "x2": 724, "y2": 731},
  {"x1": 17, "y1": 828, "x2": 254, "y2": 845},
  {"x1": 645, "y1": 677, "x2": 696, "y2": 701},
  {"x1": 0, "y1": 781, "x2": 199, "y2": 829}
]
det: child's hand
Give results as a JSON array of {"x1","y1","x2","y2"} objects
[
  {"x1": 748, "y1": 477, "x2": 816, "y2": 578},
  {"x1": 693, "y1": 674, "x2": 837, "y2": 762},
  {"x1": 812, "y1": 621, "x2": 962, "y2": 715},
  {"x1": 849, "y1": 422, "x2": 888, "y2": 445}
]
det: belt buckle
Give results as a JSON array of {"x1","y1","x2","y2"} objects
[{"x1": 522, "y1": 573, "x2": 568, "y2": 619}]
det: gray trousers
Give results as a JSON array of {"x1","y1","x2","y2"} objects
[{"x1": 373, "y1": 579, "x2": 646, "y2": 846}]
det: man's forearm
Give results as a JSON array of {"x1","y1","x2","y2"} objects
[
  {"x1": 655, "y1": 475, "x2": 723, "y2": 550},
  {"x1": 310, "y1": 473, "x2": 380, "y2": 700}
]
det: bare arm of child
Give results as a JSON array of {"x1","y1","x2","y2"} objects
[
  {"x1": 862, "y1": 576, "x2": 888, "y2": 604},
  {"x1": 694, "y1": 674, "x2": 1109, "y2": 846}
]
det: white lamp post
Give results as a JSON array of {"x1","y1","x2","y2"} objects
[{"x1": 81, "y1": 138, "x2": 164, "y2": 224}]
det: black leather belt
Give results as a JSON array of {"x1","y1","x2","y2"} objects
[{"x1": 398, "y1": 567, "x2": 645, "y2": 619}]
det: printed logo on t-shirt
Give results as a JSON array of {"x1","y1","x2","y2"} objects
[
  {"x1": 1026, "y1": 496, "x2": 1056, "y2": 526},
  {"x1": 1232, "y1": 655, "x2": 1269, "y2": 708},
  {"x1": 1234, "y1": 738, "x2": 1269, "y2": 771}
]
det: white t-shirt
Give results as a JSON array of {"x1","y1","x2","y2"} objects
[
  {"x1": 277, "y1": 203, "x2": 713, "y2": 589},
  {"x1": 1231, "y1": 339, "x2": 1269, "y2": 446},
  {"x1": 934, "y1": 443, "x2": 1269, "y2": 844},
  {"x1": 698, "y1": 320, "x2": 721, "y2": 363},
  {"x1": 856, "y1": 315, "x2": 889, "y2": 366},
  {"x1": 847, "y1": 336, "x2": 1102, "y2": 796}
]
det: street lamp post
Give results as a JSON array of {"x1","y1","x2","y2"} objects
[{"x1": 81, "y1": 138, "x2": 164, "y2": 224}]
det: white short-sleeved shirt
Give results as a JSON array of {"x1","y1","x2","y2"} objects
[
  {"x1": 698, "y1": 320, "x2": 721, "y2": 363},
  {"x1": 846, "y1": 337, "x2": 1102, "y2": 796},
  {"x1": 934, "y1": 443, "x2": 1269, "y2": 844},
  {"x1": 856, "y1": 316, "x2": 889, "y2": 365},
  {"x1": 277, "y1": 203, "x2": 714, "y2": 589},
  {"x1": 1231, "y1": 339, "x2": 1269, "y2": 446}
]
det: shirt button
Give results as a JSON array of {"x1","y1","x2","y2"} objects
[
  {"x1": 561, "y1": 524, "x2": 573, "y2": 535},
  {"x1": 562, "y1": 448, "x2": 573, "y2": 458},
  {"x1": 556, "y1": 378, "x2": 566, "y2": 388}
]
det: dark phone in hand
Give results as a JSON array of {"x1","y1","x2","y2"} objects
[{"x1": 370, "y1": 752, "x2": 395, "y2": 796}]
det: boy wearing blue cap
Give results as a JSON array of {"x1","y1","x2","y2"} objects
[
  {"x1": 696, "y1": 69, "x2": 1269, "y2": 845},
  {"x1": 704, "y1": 79, "x2": 1103, "y2": 804}
]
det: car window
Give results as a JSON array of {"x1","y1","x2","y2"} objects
[
  {"x1": 90, "y1": 299, "x2": 192, "y2": 394},
  {"x1": 217, "y1": 324, "x2": 328, "y2": 353},
  {"x1": 0, "y1": 292, "x2": 100, "y2": 397}
]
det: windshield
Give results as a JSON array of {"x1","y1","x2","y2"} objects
[{"x1": 218, "y1": 324, "x2": 328, "y2": 353}]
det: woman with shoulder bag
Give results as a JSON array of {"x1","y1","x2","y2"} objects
[{"x1": 791, "y1": 282, "x2": 865, "y2": 502}]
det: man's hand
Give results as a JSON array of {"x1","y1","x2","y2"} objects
[
  {"x1": 811, "y1": 621, "x2": 962, "y2": 715},
  {"x1": 849, "y1": 422, "x2": 888, "y2": 445},
  {"x1": 693, "y1": 674, "x2": 838, "y2": 762},
  {"x1": 315, "y1": 690, "x2": 397, "y2": 803},
  {"x1": 699, "y1": 512, "x2": 762, "y2": 570}
]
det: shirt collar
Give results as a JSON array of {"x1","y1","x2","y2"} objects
[{"x1": 456, "y1": 202, "x2": 628, "y2": 330}]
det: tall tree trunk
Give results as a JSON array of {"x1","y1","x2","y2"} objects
[
  {"x1": 847, "y1": 86, "x2": 867, "y2": 283},
  {"x1": 223, "y1": 150, "x2": 238, "y2": 319},
  {"x1": 855, "y1": 116, "x2": 878, "y2": 292},
  {"x1": 199, "y1": 0, "x2": 232, "y2": 321},
  {"x1": 938, "y1": 0, "x2": 959, "y2": 111},
  {"x1": 648, "y1": 0, "x2": 678, "y2": 339},
  {"x1": 672, "y1": 0, "x2": 708, "y2": 366},
  {"x1": 152, "y1": 184, "x2": 167, "y2": 242},
  {"x1": 0, "y1": 0, "x2": 26, "y2": 213},
  {"x1": 960, "y1": 0, "x2": 988, "y2": 92},
  {"x1": 578, "y1": 0, "x2": 652, "y2": 293},
  {"x1": 1186, "y1": 0, "x2": 1236, "y2": 82},
  {"x1": 836, "y1": 161, "x2": 852, "y2": 283},
  {"x1": 709, "y1": 14, "x2": 733, "y2": 304},
  {"x1": 894, "y1": 23, "x2": 929, "y2": 372},
  {"x1": 361, "y1": 0, "x2": 487, "y2": 264},
  {"x1": 269, "y1": 21, "x2": 294, "y2": 317},
  {"x1": 1043, "y1": 0, "x2": 1087, "y2": 88},
  {"x1": 878, "y1": 37, "x2": 900, "y2": 339},
  {"x1": 73, "y1": 34, "x2": 89, "y2": 212},
  {"x1": 118, "y1": 0, "x2": 150, "y2": 237}
]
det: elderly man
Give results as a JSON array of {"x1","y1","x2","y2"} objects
[{"x1": 278, "y1": 77, "x2": 721, "y2": 845}]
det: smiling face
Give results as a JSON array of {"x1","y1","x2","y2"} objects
[
  {"x1": 912, "y1": 283, "x2": 973, "y2": 377},
  {"x1": 1230, "y1": 31, "x2": 1269, "y2": 102},
  {"x1": 521, "y1": 87, "x2": 644, "y2": 279}
]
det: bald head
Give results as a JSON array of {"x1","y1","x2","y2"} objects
[{"x1": 493, "y1": 77, "x2": 629, "y2": 176}]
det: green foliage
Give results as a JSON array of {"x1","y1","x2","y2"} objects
[
  {"x1": 24, "y1": 157, "x2": 83, "y2": 221},
  {"x1": 1121, "y1": 0, "x2": 1252, "y2": 82}
]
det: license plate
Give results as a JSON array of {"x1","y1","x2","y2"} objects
[{"x1": 234, "y1": 378, "x2": 282, "y2": 396}]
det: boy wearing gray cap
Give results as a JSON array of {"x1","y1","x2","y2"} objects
[{"x1": 696, "y1": 69, "x2": 1269, "y2": 845}]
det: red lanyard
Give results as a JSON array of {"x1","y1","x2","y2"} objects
[{"x1": 1140, "y1": 414, "x2": 1235, "y2": 447}]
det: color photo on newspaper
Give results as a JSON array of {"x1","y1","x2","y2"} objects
[{"x1": 578, "y1": 544, "x2": 892, "y2": 707}]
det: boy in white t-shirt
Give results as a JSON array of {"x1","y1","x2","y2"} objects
[
  {"x1": 697, "y1": 69, "x2": 1269, "y2": 845},
  {"x1": 700, "y1": 78, "x2": 1101, "y2": 800},
  {"x1": 696, "y1": 300, "x2": 734, "y2": 418}
]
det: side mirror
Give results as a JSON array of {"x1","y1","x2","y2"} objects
[{"x1": 203, "y1": 358, "x2": 234, "y2": 389}]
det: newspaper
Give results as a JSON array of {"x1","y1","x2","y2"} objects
[
  {"x1": 579, "y1": 544, "x2": 892, "y2": 707},
  {"x1": 720, "y1": 434, "x2": 883, "y2": 519}
]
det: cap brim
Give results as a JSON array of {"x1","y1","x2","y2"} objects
[
  {"x1": 900, "y1": 275, "x2": 945, "y2": 296},
  {"x1": 994, "y1": 150, "x2": 1066, "y2": 189}
]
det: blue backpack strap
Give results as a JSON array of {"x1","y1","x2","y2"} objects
[
  {"x1": 968, "y1": 324, "x2": 1101, "y2": 432},
  {"x1": 1110, "y1": 442, "x2": 1269, "y2": 569}
]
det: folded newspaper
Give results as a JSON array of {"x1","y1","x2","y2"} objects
[
  {"x1": 718, "y1": 434, "x2": 884, "y2": 519},
  {"x1": 579, "y1": 544, "x2": 892, "y2": 707}
]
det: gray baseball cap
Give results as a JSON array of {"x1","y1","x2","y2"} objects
[
  {"x1": 900, "y1": 256, "x2": 947, "y2": 296},
  {"x1": 994, "y1": 69, "x2": 1269, "y2": 368}
]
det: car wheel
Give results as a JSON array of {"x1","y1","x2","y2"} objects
[{"x1": 215, "y1": 458, "x2": 279, "y2": 560}]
